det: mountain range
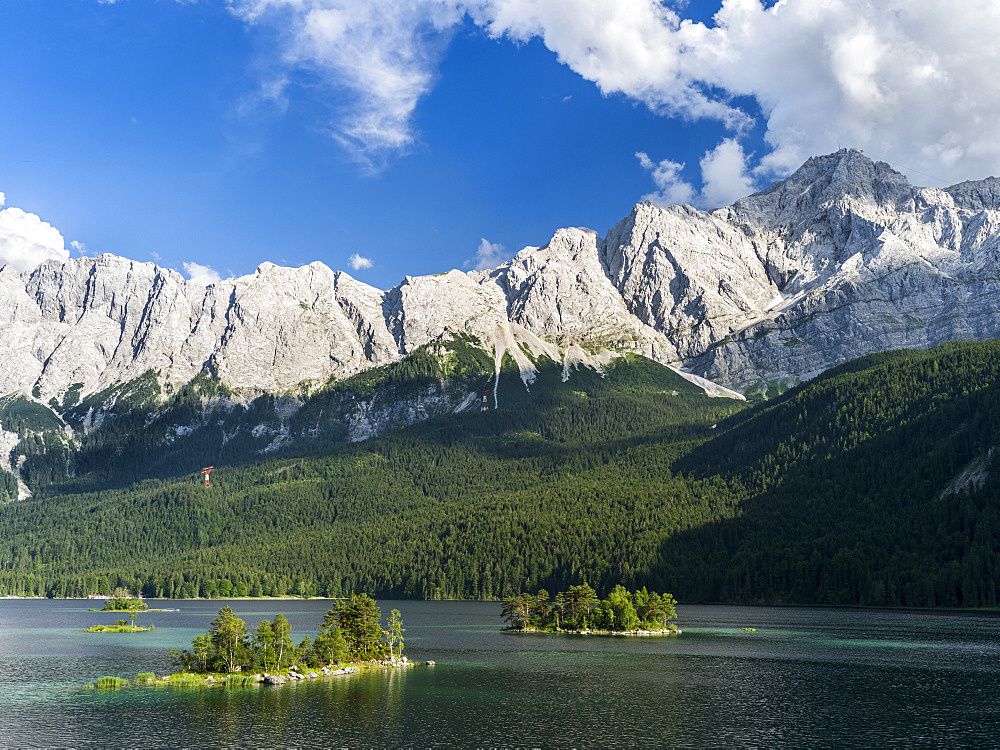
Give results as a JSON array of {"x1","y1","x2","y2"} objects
[{"x1": 3, "y1": 147, "x2": 1000, "y2": 498}]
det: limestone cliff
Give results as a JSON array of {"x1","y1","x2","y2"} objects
[{"x1": 2, "y1": 149, "x2": 1000, "y2": 405}]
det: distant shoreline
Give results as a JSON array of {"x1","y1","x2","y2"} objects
[{"x1": 3, "y1": 596, "x2": 996, "y2": 613}]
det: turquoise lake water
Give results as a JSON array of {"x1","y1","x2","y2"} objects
[{"x1": 0, "y1": 599, "x2": 998, "y2": 746}]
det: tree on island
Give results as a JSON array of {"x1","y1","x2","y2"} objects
[
  {"x1": 191, "y1": 633, "x2": 213, "y2": 672},
  {"x1": 313, "y1": 617, "x2": 349, "y2": 665},
  {"x1": 500, "y1": 593, "x2": 534, "y2": 630},
  {"x1": 252, "y1": 619, "x2": 276, "y2": 672},
  {"x1": 385, "y1": 609, "x2": 404, "y2": 660},
  {"x1": 272, "y1": 614, "x2": 293, "y2": 669},
  {"x1": 172, "y1": 596, "x2": 403, "y2": 675},
  {"x1": 325, "y1": 593, "x2": 386, "y2": 660},
  {"x1": 561, "y1": 583, "x2": 599, "y2": 629},
  {"x1": 596, "y1": 585, "x2": 639, "y2": 631},
  {"x1": 210, "y1": 606, "x2": 249, "y2": 672},
  {"x1": 503, "y1": 583, "x2": 678, "y2": 633},
  {"x1": 634, "y1": 587, "x2": 677, "y2": 628}
]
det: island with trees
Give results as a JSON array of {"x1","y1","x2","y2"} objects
[
  {"x1": 91, "y1": 593, "x2": 416, "y2": 688},
  {"x1": 502, "y1": 584, "x2": 680, "y2": 635},
  {"x1": 84, "y1": 588, "x2": 155, "y2": 633}
]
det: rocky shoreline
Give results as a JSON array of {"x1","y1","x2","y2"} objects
[{"x1": 123, "y1": 656, "x2": 432, "y2": 690}]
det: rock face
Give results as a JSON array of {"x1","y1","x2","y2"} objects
[
  {"x1": 2, "y1": 149, "x2": 1000, "y2": 403},
  {"x1": 687, "y1": 150, "x2": 1000, "y2": 390}
]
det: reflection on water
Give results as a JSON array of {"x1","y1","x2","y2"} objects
[{"x1": 0, "y1": 599, "x2": 998, "y2": 746}]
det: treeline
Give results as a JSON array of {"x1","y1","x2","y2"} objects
[
  {"x1": 171, "y1": 594, "x2": 404, "y2": 674},
  {"x1": 502, "y1": 583, "x2": 677, "y2": 632}
]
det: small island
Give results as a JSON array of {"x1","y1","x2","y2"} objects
[
  {"x1": 90, "y1": 593, "x2": 416, "y2": 688},
  {"x1": 502, "y1": 583, "x2": 680, "y2": 635},
  {"x1": 85, "y1": 620, "x2": 153, "y2": 633},
  {"x1": 88, "y1": 588, "x2": 177, "y2": 613},
  {"x1": 85, "y1": 588, "x2": 153, "y2": 633}
]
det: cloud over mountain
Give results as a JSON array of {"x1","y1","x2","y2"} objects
[
  {"x1": 229, "y1": 0, "x2": 1000, "y2": 192},
  {"x1": 0, "y1": 194, "x2": 69, "y2": 273}
]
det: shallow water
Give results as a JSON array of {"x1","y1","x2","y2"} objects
[{"x1": 0, "y1": 599, "x2": 997, "y2": 746}]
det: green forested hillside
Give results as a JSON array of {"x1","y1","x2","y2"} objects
[
  {"x1": 2, "y1": 341, "x2": 1000, "y2": 608},
  {"x1": 656, "y1": 340, "x2": 1000, "y2": 607},
  {"x1": 0, "y1": 355, "x2": 744, "y2": 599},
  {"x1": 5, "y1": 334, "x2": 500, "y2": 497}
]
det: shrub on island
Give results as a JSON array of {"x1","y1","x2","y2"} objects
[{"x1": 91, "y1": 676, "x2": 128, "y2": 689}]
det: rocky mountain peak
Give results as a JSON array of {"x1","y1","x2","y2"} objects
[
  {"x1": 945, "y1": 177, "x2": 1000, "y2": 212},
  {"x1": 2, "y1": 149, "x2": 1000, "y2": 407},
  {"x1": 723, "y1": 149, "x2": 915, "y2": 234}
]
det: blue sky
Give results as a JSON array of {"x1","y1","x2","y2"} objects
[{"x1": 1, "y1": 1, "x2": 998, "y2": 289}]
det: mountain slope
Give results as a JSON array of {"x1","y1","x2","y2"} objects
[
  {"x1": 656, "y1": 340, "x2": 1000, "y2": 606},
  {"x1": 0, "y1": 355, "x2": 745, "y2": 598},
  {"x1": 4, "y1": 148, "x2": 1000, "y2": 500},
  {"x1": 3, "y1": 341, "x2": 1000, "y2": 607}
]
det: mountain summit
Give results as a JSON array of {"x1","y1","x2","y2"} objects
[{"x1": 3, "y1": 148, "x2": 1000, "y2": 406}]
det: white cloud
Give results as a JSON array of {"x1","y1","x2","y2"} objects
[
  {"x1": 229, "y1": 0, "x2": 1000, "y2": 184},
  {"x1": 348, "y1": 252, "x2": 373, "y2": 270},
  {"x1": 635, "y1": 152, "x2": 695, "y2": 206},
  {"x1": 697, "y1": 138, "x2": 757, "y2": 209},
  {"x1": 230, "y1": 0, "x2": 462, "y2": 170},
  {"x1": 463, "y1": 237, "x2": 510, "y2": 271},
  {"x1": 0, "y1": 204, "x2": 69, "y2": 273},
  {"x1": 638, "y1": 139, "x2": 757, "y2": 209},
  {"x1": 476, "y1": 0, "x2": 1000, "y2": 186},
  {"x1": 69, "y1": 240, "x2": 90, "y2": 256},
  {"x1": 0, "y1": 193, "x2": 5, "y2": 207},
  {"x1": 183, "y1": 261, "x2": 222, "y2": 286}
]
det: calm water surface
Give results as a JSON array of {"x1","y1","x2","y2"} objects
[{"x1": 0, "y1": 599, "x2": 997, "y2": 747}]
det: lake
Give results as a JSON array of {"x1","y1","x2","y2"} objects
[{"x1": 0, "y1": 599, "x2": 997, "y2": 746}]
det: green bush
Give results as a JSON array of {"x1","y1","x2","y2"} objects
[
  {"x1": 94, "y1": 676, "x2": 128, "y2": 689},
  {"x1": 223, "y1": 674, "x2": 258, "y2": 686},
  {"x1": 167, "y1": 673, "x2": 204, "y2": 686}
]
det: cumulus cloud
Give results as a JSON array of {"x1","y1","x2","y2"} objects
[
  {"x1": 635, "y1": 152, "x2": 695, "y2": 206},
  {"x1": 0, "y1": 203, "x2": 69, "y2": 273},
  {"x1": 463, "y1": 237, "x2": 509, "y2": 271},
  {"x1": 638, "y1": 139, "x2": 757, "y2": 210},
  {"x1": 697, "y1": 138, "x2": 757, "y2": 209},
  {"x1": 230, "y1": 0, "x2": 1000, "y2": 184},
  {"x1": 183, "y1": 261, "x2": 222, "y2": 286},
  {"x1": 348, "y1": 252, "x2": 373, "y2": 270},
  {"x1": 474, "y1": 0, "x2": 1000, "y2": 185}
]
